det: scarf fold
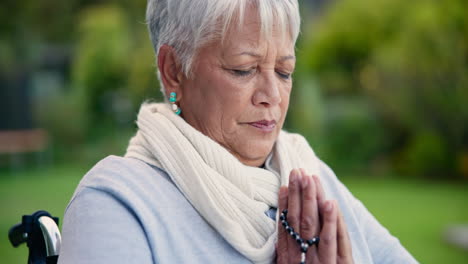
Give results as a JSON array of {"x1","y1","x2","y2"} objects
[{"x1": 125, "y1": 103, "x2": 321, "y2": 263}]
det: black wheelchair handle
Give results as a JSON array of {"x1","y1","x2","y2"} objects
[
  {"x1": 8, "y1": 210, "x2": 61, "y2": 264},
  {"x1": 9, "y1": 222, "x2": 27, "y2": 247}
]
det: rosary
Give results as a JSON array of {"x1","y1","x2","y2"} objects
[{"x1": 280, "y1": 209, "x2": 320, "y2": 264}]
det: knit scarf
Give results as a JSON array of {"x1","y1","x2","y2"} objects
[{"x1": 125, "y1": 103, "x2": 321, "y2": 263}]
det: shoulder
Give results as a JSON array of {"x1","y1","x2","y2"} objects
[
  {"x1": 67, "y1": 155, "x2": 181, "y2": 213},
  {"x1": 82, "y1": 155, "x2": 163, "y2": 182},
  {"x1": 78, "y1": 155, "x2": 169, "y2": 191},
  {"x1": 60, "y1": 156, "x2": 159, "y2": 263}
]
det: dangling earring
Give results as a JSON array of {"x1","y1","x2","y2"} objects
[{"x1": 169, "y1": 92, "x2": 181, "y2": 115}]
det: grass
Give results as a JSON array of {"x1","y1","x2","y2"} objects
[
  {"x1": 0, "y1": 164, "x2": 86, "y2": 264},
  {"x1": 1, "y1": 165, "x2": 467, "y2": 263},
  {"x1": 342, "y1": 177, "x2": 468, "y2": 263}
]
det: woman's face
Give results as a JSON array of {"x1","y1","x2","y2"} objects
[{"x1": 179, "y1": 12, "x2": 295, "y2": 167}]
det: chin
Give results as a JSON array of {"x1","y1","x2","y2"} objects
[{"x1": 236, "y1": 139, "x2": 275, "y2": 165}]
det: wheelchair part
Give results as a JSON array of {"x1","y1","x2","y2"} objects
[
  {"x1": 8, "y1": 210, "x2": 61, "y2": 264},
  {"x1": 38, "y1": 216, "x2": 61, "y2": 257}
]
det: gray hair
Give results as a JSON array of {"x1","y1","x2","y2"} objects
[{"x1": 146, "y1": 0, "x2": 301, "y2": 95}]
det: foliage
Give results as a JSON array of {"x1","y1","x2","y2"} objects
[
  {"x1": 295, "y1": 0, "x2": 468, "y2": 178},
  {"x1": 72, "y1": 4, "x2": 161, "y2": 122},
  {"x1": 0, "y1": 1, "x2": 160, "y2": 163},
  {"x1": 2, "y1": 0, "x2": 467, "y2": 179},
  {"x1": 34, "y1": 84, "x2": 89, "y2": 146},
  {"x1": 31, "y1": 3, "x2": 159, "y2": 156}
]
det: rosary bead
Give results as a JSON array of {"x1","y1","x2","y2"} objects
[
  {"x1": 296, "y1": 237, "x2": 303, "y2": 244},
  {"x1": 307, "y1": 237, "x2": 320, "y2": 246},
  {"x1": 301, "y1": 243, "x2": 309, "y2": 253},
  {"x1": 301, "y1": 252, "x2": 306, "y2": 264},
  {"x1": 292, "y1": 233, "x2": 298, "y2": 240}
]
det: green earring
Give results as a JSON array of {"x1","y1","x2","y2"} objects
[{"x1": 169, "y1": 92, "x2": 181, "y2": 115}]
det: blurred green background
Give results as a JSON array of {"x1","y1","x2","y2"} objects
[{"x1": 1, "y1": 0, "x2": 467, "y2": 263}]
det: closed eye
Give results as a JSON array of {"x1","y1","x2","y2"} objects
[
  {"x1": 276, "y1": 71, "x2": 291, "y2": 80},
  {"x1": 231, "y1": 69, "x2": 254, "y2": 77}
]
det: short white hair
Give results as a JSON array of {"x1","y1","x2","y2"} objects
[{"x1": 146, "y1": 0, "x2": 301, "y2": 95}]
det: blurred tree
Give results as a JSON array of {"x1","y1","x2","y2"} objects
[
  {"x1": 71, "y1": 3, "x2": 160, "y2": 127},
  {"x1": 296, "y1": 0, "x2": 468, "y2": 179},
  {"x1": 0, "y1": 0, "x2": 159, "y2": 162},
  {"x1": 72, "y1": 5, "x2": 131, "y2": 121}
]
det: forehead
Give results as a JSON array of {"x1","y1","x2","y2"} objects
[{"x1": 220, "y1": 9, "x2": 295, "y2": 57}]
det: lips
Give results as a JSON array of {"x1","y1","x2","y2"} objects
[{"x1": 247, "y1": 120, "x2": 277, "y2": 132}]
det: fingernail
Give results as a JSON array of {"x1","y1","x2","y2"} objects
[
  {"x1": 290, "y1": 171, "x2": 297, "y2": 183},
  {"x1": 302, "y1": 175, "x2": 309, "y2": 189},
  {"x1": 296, "y1": 170, "x2": 303, "y2": 182},
  {"x1": 325, "y1": 200, "x2": 334, "y2": 212},
  {"x1": 279, "y1": 187, "x2": 288, "y2": 198}
]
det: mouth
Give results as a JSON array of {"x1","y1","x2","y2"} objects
[{"x1": 246, "y1": 120, "x2": 277, "y2": 133}]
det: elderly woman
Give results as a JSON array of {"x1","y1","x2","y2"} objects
[{"x1": 58, "y1": 0, "x2": 418, "y2": 263}]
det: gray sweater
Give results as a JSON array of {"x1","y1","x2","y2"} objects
[{"x1": 58, "y1": 156, "x2": 418, "y2": 263}]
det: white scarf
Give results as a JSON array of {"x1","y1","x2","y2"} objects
[{"x1": 125, "y1": 103, "x2": 321, "y2": 263}]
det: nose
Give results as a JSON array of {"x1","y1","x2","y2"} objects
[{"x1": 252, "y1": 72, "x2": 282, "y2": 107}]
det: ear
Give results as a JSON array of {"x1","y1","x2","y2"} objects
[{"x1": 157, "y1": 45, "x2": 184, "y2": 100}]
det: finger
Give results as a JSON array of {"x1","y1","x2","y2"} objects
[
  {"x1": 337, "y1": 209, "x2": 353, "y2": 260},
  {"x1": 318, "y1": 200, "x2": 338, "y2": 264},
  {"x1": 277, "y1": 186, "x2": 289, "y2": 263},
  {"x1": 287, "y1": 169, "x2": 302, "y2": 263},
  {"x1": 312, "y1": 175, "x2": 326, "y2": 206},
  {"x1": 300, "y1": 170, "x2": 321, "y2": 262},
  {"x1": 312, "y1": 175, "x2": 326, "y2": 229},
  {"x1": 299, "y1": 170, "x2": 320, "y2": 244},
  {"x1": 287, "y1": 169, "x2": 302, "y2": 233}
]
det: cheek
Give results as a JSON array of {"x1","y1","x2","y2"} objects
[
  {"x1": 213, "y1": 79, "x2": 252, "y2": 114},
  {"x1": 190, "y1": 73, "x2": 229, "y2": 111},
  {"x1": 199, "y1": 77, "x2": 251, "y2": 133},
  {"x1": 278, "y1": 86, "x2": 292, "y2": 124},
  {"x1": 218, "y1": 94, "x2": 250, "y2": 133},
  {"x1": 281, "y1": 84, "x2": 292, "y2": 105}
]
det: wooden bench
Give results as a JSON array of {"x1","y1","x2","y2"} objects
[
  {"x1": 0, "y1": 129, "x2": 48, "y2": 153},
  {"x1": 0, "y1": 129, "x2": 49, "y2": 169}
]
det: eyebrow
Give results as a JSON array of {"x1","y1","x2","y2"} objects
[
  {"x1": 278, "y1": 55, "x2": 296, "y2": 62},
  {"x1": 235, "y1": 51, "x2": 296, "y2": 62}
]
